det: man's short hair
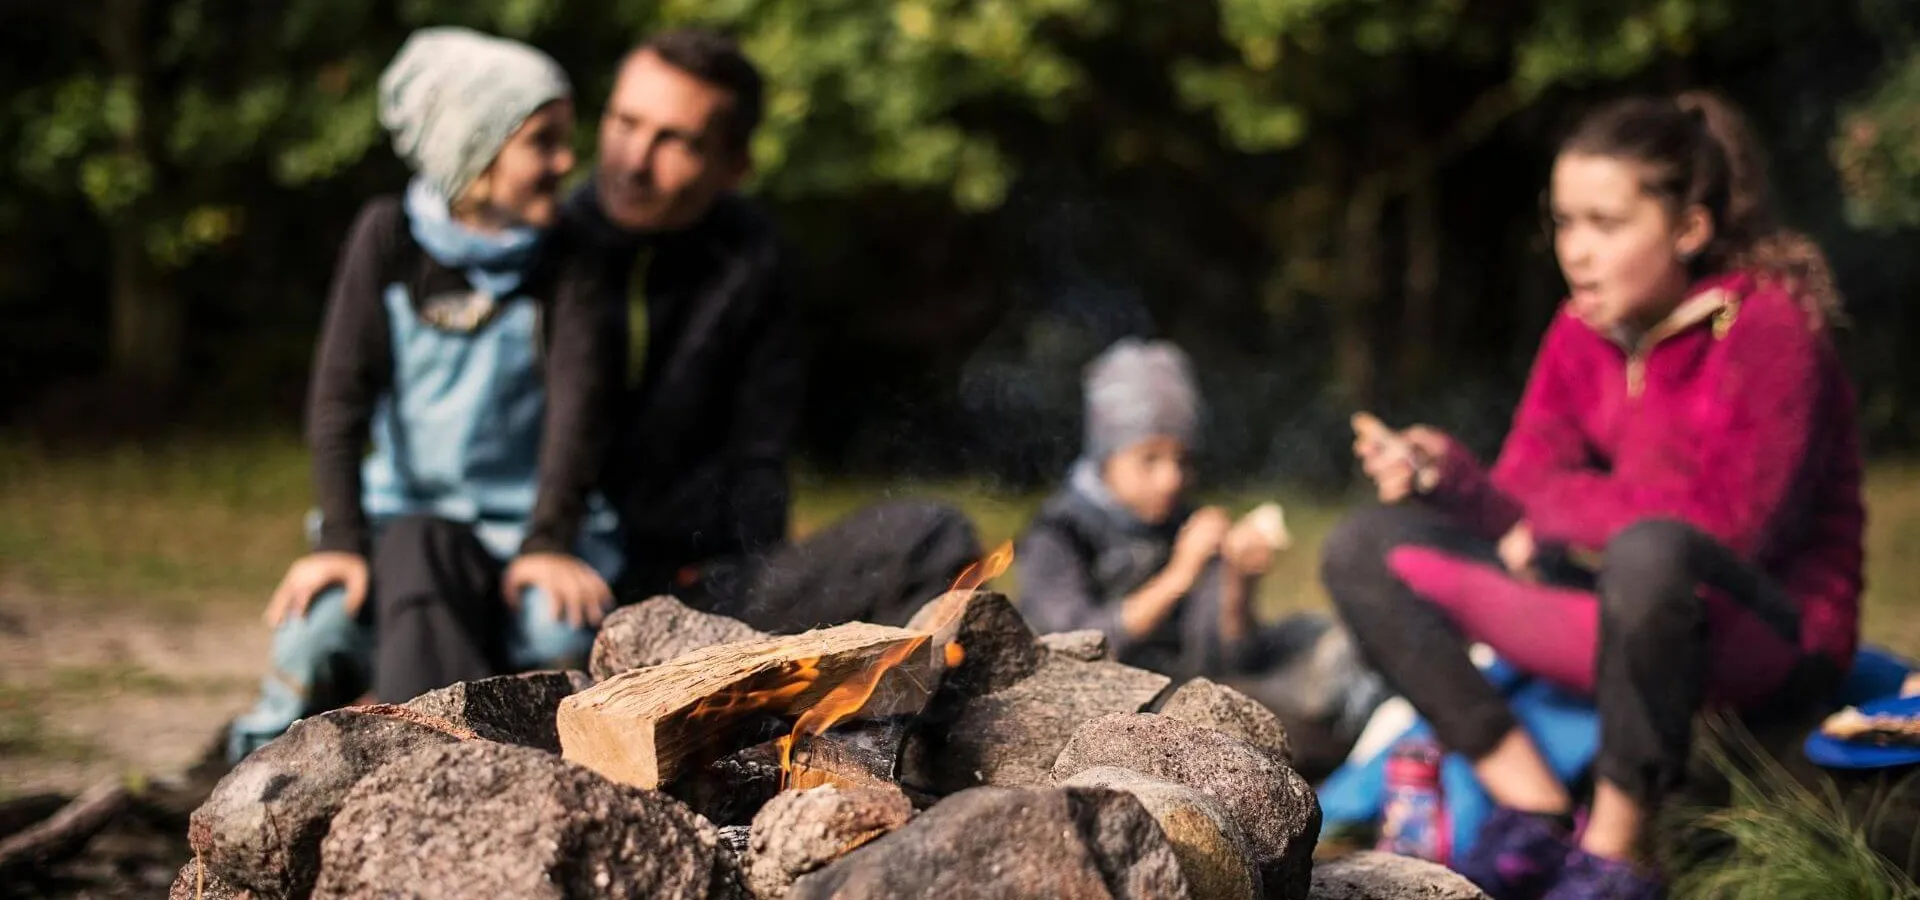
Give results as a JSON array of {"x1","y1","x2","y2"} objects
[{"x1": 635, "y1": 28, "x2": 764, "y2": 156}]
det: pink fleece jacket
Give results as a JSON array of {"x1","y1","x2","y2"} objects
[{"x1": 1430, "y1": 271, "x2": 1866, "y2": 668}]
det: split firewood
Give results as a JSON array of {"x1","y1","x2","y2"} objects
[
  {"x1": 558, "y1": 623, "x2": 939, "y2": 789},
  {"x1": 788, "y1": 720, "x2": 911, "y2": 793},
  {"x1": 0, "y1": 778, "x2": 131, "y2": 876}
]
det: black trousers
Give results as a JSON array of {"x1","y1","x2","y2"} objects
[
  {"x1": 368, "y1": 515, "x2": 511, "y2": 704},
  {"x1": 1321, "y1": 504, "x2": 1825, "y2": 805},
  {"x1": 620, "y1": 499, "x2": 986, "y2": 634}
]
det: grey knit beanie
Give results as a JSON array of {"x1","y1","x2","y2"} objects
[
  {"x1": 1082, "y1": 338, "x2": 1202, "y2": 461},
  {"x1": 378, "y1": 27, "x2": 571, "y2": 201}
]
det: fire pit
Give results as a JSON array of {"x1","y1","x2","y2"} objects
[{"x1": 178, "y1": 549, "x2": 1484, "y2": 900}]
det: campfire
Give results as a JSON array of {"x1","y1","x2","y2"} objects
[{"x1": 176, "y1": 543, "x2": 1483, "y2": 900}]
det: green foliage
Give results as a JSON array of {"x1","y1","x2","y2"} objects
[
  {"x1": 1664, "y1": 724, "x2": 1920, "y2": 900},
  {"x1": 1836, "y1": 49, "x2": 1920, "y2": 230}
]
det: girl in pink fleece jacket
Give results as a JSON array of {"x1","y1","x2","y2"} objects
[{"x1": 1321, "y1": 92, "x2": 1862, "y2": 900}]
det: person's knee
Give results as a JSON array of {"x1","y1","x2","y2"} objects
[
  {"x1": 271, "y1": 585, "x2": 368, "y2": 663},
  {"x1": 1321, "y1": 505, "x2": 1424, "y2": 605},
  {"x1": 1600, "y1": 519, "x2": 1706, "y2": 633},
  {"x1": 509, "y1": 587, "x2": 596, "y2": 670}
]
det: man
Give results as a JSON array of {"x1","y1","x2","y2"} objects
[
  {"x1": 564, "y1": 29, "x2": 802, "y2": 608},
  {"x1": 568, "y1": 30, "x2": 980, "y2": 629}
]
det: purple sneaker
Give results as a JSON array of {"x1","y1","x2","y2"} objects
[
  {"x1": 1450, "y1": 807, "x2": 1574, "y2": 900},
  {"x1": 1539, "y1": 848, "x2": 1665, "y2": 900}
]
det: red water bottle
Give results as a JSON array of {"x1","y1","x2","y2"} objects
[{"x1": 1376, "y1": 735, "x2": 1451, "y2": 864}]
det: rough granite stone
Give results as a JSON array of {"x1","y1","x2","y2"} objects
[
  {"x1": 788, "y1": 786, "x2": 1191, "y2": 900},
  {"x1": 589, "y1": 596, "x2": 766, "y2": 680},
  {"x1": 402, "y1": 670, "x2": 592, "y2": 752},
  {"x1": 746, "y1": 785, "x2": 915, "y2": 899},
  {"x1": 314, "y1": 741, "x2": 738, "y2": 899},
  {"x1": 169, "y1": 858, "x2": 255, "y2": 900},
  {"x1": 1054, "y1": 713, "x2": 1321, "y2": 900},
  {"x1": 1040, "y1": 630, "x2": 1113, "y2": 662},
  {"x1": 934, "y1": 656, "x2": 1170, "y2": 791},
  {"x1": 907, "y1": 590, "x2": 1043, "y2": 699},
  {"x1": 1063, "y1": 767, "x2": 1260, "y2": 900},
  {"x1": 1307, "y1": 852, "x2": 1490, "y2": 900},
  {"x1": 187, "y1": 707, "x2": 469, "y2": 898},
  {"x1": 1158, "y1": 678, "x2": 1293, "y2": 766}
]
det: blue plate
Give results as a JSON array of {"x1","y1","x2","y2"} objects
[{"x1": 1805, "y1": 695, "x2": 1920, "y2": 770}]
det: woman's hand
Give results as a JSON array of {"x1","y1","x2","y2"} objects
[
  {"x1": 1498, "y1": 521, "x2": 1538, "y2": 580},
  {"x1": 504, "y1": 553, "x2": 614, "y2": 628},
  {"x1": 264, "y1": 552, "x2": 369, "y2": 626},
  {"x1": 1352, "y1": 413, "x2": 1448, "y2": 504}
]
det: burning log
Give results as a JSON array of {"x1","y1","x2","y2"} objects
[
  {"x1": 558, "y1": 622, "x2": 941, "y2": 789},
  {"x1": 787, "y1": 720, "x2": 910, "y2": 793}
]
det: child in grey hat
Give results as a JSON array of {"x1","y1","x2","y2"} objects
[
  {"x1": 229, "y1": 28, "x2": 623, "y2": 761},
  {"x1": 1016, "y1": 338, "x2": 1387, "y2": 774}
]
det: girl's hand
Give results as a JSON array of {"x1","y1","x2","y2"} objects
[
  {"x1": 1498, "y1": 521, "x2": 1538, "y2": 580},
  {"x1": 1352, "y1": 413, "x2": 1448, "y2": 503},
  {"x1": 265, "y1": 552, "x2": 369, "y2": 626},
  {"x1": 504, "y1": 553, "x2": 614, "y2": 628}
]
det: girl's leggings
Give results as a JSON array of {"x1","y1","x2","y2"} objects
[{"x1": 1321, "y1": 504, "x2": 1827, "y2": 804}]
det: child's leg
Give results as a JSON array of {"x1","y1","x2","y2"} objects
[
  {"x1": 1584, "y1": 520, "x2": 1802, "y2": 860},
  {"x1": 370, "y1": 516, "x2": 507, "y2": 703},
  {"x1": 1322, "y1": 505, "x2": 1573, "y2": 814},
  {"x1": 504, "y1": 526, "x2": 620, "y2": 672},
  {"x1": 226, "y1": 585, "x2": 372, "y2": 762},
  {"x1": 505, "y1": 587, "x2": 597, "y2": 672}
]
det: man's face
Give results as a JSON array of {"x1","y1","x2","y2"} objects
[{"x1": 596, "y1": 50, "x2": 748, "y2": 232}]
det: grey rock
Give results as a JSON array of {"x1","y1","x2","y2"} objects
[
  {"x1": 188, "y1": 706, "x2": 469, "y2": 898},
  {"x1": 1308, "y1": 852, "x2": 1490, "y2": 900},
  {"x1": 402, "y1": 670, "x2": 592, "y2": 752},
  {"x1": 934, "y1": 655, "x2": 1170, "y2": 792},
  {"x1": 907, "y1": 590, "x2": 1043, "y2": 699},
  {"x1": 1158, "y1": 678, "x2": 1293, "y2": 766},
  {"x1": 746, "y1": 785, "x2": 915, "y2": 900},
  {"x1": 314, "y1": 741, "x2": 738, "y2": 899},
  {"x1": 170, "y1": 858, "x2": 255, "y2": 900},
  {"x1": 1063, "y1": 767, "x2": 1260, "y2": 900},
  {"x1": 590, "y1": 596, "x2": 765, "y2": 680},
  {"x1": 789, "y1": 785, "x2": 1191, "y2": 900},
  {"x1": 1040, "y1": 629, "x2": 1113, "y2": 661},
  {"x1": 1054, "y1": 713, "x2": 1322, "y2": 900}
]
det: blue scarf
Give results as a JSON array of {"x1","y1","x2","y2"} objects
[
  {"x1": 1067, "y1": 457, "x2": 1158, "y2": 534},
  {"x1": 403, "y1": 178, "x2": 544, "y2": 299}
]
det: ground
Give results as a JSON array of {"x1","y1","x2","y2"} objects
[{"x1": 4, "y1": 436, "x2": 1920, "y2": 799}]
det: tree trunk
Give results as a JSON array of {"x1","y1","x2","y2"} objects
[
  {"x1": 1334, "y1": 188, "x2": 1384, "y2": 408},
  {"x1": 1400, "y1": 182, "x2": 1440, "y2": 389},
  {"x1": 107, "y1": 221, "x2": 182, "y2": 390}
]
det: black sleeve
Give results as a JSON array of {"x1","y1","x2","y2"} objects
[
  {"x1": 520, "y1": 237, "x2": 624, "y2": 556},
  {"x1": 721, "y1": 240, "x2": 806, "y2": 554},
  {"x1": 1014, "y1": 521, "x2": 1133, "y2": 651},
  {"x1": 307, "y1": 199, "x2": 401, "y2": 556}
]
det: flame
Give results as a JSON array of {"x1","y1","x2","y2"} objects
[
  {"x1": 691, "y1": 542, "x2": 1019, "y2": 791},
  {"x1": 778, "y1": 635, "x2": 931, "y2": 788},
  {"x1": 950, "y1": 540, "x2": 1015, "y2": 594}
]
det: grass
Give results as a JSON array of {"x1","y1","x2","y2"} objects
[
  {"x1": 2, "y1": 433, "x2": 1917, "y2": 653},
  {"x1": 1664, "y1": 720, "x2": 1920, "y2": 899}
]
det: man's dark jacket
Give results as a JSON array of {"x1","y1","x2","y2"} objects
[{"x1": 563, "y1": 181, "x2": 805, "y2": 595}]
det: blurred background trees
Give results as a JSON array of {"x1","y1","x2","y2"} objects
[{"x1": 5, "y1": 0, "x2": 1920, "y2": 486}]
